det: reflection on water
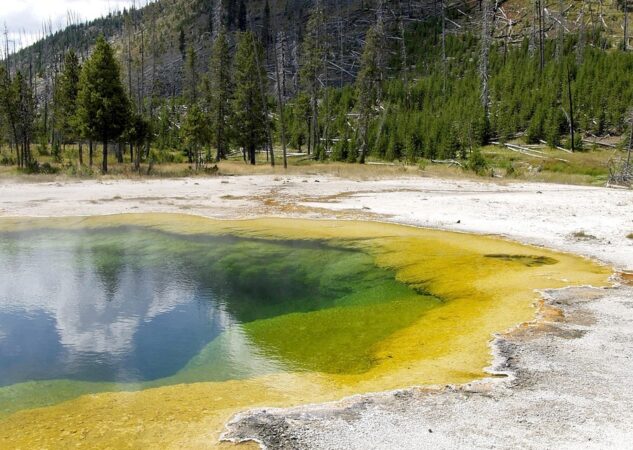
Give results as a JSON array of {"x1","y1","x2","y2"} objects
[{"x1": 0, "y1": 227, "x2": 420, "y2": 388}]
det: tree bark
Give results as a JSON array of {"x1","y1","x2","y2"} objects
[
  {"x1": 249, "y1": 143, "x2": 256, "y2": 165},
  {"x1": 567, "y1": 67, "x2": 575, "y2": 152},
  {"x1": 625, "y1": 1, "x2": 629, "y2": 51},
  {"x1": 274, "y1": 32, "x2": 288, "y2": 168},
  {"x1": 102, "y1": 140, "x2": 108, "y2": 173},
  {"x1": 135, "y1": 142, "x2": 141, "y2": 172},
  {"x1": 116, "y1": 142, "x2": 124, "y2": 163}
]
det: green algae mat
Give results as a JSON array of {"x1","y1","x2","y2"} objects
[{"x1": 0, "y1": 214, "x2": 610, "y2": 448}]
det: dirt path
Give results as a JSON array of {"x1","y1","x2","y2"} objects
[{"x1": 1, "y1": 174, "x2": 632, "y2": 449}]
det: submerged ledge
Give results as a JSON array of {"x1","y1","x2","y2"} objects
[
  {"x1": 0, "y1": 214, "x2": 612, "y2": 449},
  {"x1": 220, "y1": 283, "x2": 632, "y2": 449}
]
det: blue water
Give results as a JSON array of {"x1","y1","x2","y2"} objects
[{"x1": 0, "y1": 226, "x2": 393, "y2": 386}]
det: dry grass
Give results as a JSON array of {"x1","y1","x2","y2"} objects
[
  {"x1": 0, "y1": 142, "x2": 621, "y2": 186},
  {"x1": 627, "y1": 233, "x2": 633, "y2": 240}
]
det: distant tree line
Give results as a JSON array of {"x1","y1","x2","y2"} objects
[{"x1": 0, "y1": 0, "x2": 632, "y2": 174}]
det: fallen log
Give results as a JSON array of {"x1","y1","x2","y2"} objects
[
  {"x1": 431, "y1": 159, "x2": 463, "y2": 167},
  {"x1": 582, "y1": 138, "x2": 617, "y2": 149},
  {"x1": 538, "y1": 139, "x2": 573, "y2": 153},
  {"x1": 492, "y1": 141, "x2": 547, "y2": 159}
]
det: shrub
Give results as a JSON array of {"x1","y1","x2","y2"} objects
[{"x1": 465, "y1": 148, "x2": 489, "y2": 175}]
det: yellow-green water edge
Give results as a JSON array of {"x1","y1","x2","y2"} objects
[{"x1": 0, "y1": 214, "x2": 611, "y2": 449}]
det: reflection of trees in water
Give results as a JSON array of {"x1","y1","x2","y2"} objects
[
  {"x1": 91, "y1": 243, "x2": 126, "y2": 302},
  {"x1": 0, "y1": 226, "x2": 401, "y2": 383}
]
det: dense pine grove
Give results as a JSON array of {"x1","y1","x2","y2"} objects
[{"x1": 0, "y1": 0, "x2": 632, "y2": 174}]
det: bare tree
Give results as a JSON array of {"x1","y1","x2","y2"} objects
[
  {"x1": 274, "y1": 31, "x2": 288, "y2": 168},
  {"x1": 480, "y1": 0, "x2": 497, "y2": 120}
]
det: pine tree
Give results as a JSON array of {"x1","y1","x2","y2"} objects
[
  {"x1": 54, "y1": 51, "x2": 81, "y2": 159},
  {"x1": 356, "y1": 24, "x2": 382, "y2": 163},
  {"x1": 126, "y1": 112, "x2": 151, "y2": 171},
  {"x1": 237, "y1": 0, "x2": 247, "y2": 32},
  {"x1": 207, "y1": 27, "x2": 232, "y2": 161},
  {"x1": 300, "y1": 1, "x2": 325, "y2": 157},
  {"x1": 181, "y1": 104, "x2": 210, "y2": 169},
  {"x1": 184, "y1": 45, "x2": 198, "y2": 104},
  {"x1": 232, "y1": 31, "x2": 268, "y2": 165},
  {"x1": 76, "y1": 35, "x2": 131, "y2": 173},
  {"x1": 0, "y1": 67, "x2": 19, "y2": 160},
  {"x1": 12, "y1": 72, "x2": 36, "y2": 168}
]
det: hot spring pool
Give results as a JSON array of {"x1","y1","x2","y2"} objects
[{"x1": 0, "y1": 214, "x2": 610, "y2": 448}]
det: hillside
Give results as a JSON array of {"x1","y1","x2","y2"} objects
[
  {"x1": 1, "y1": 0, "x2": 631, "y2": 181},
  {"x1": 7, "y1": 0, "x2": 630, "y2": 104}
]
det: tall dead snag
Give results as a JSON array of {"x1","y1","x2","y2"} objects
[
  {"x1": 566, "y1": 65, "x2": 575, "y2": 152},
  {"x1": 577, "y1": 3, "x2": 586, "y2": 64},
  {"x1": 274, "y1": 31, "x2": 288, "y2": 168},
  {"x1": 625, "y1": 109, "x2": 633, "y2": 173},
  {"x1": 441, "y1": 0, "x2": 447, "y2": 93},
  {"x1": 480, "y1": 0, "x2": 497, "y2": 121},
  {"x1": 534, "y1": 0, "x2": 545, "y2": 70},
  {"x1": 608, "y1": 109, "x2": 633, "y2": 186},
  {"x1": 619, "y1": 0, "x2": 631, "y2": 50}
]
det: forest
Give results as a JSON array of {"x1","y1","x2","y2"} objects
[{"x1": 0, "y1": 0, "x2": 632, "y2": 177}]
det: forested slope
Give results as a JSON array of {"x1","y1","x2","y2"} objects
[{"x1": 0, "y1": 0, "x2": 632, "y2": 177}]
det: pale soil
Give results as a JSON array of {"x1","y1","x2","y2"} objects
[{"x1": 1, "y1": 174, "x2": 632, "y2": 449}]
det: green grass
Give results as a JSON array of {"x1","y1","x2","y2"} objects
[{"x1": 482, "y1": 144, "x2": 616, "y2": 185}]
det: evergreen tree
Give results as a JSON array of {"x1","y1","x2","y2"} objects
[
  {"x1": 237, "y1": 0, "x2": 247, "y2": 32},
  {"x1": 207, "y1": 28, "x2": 232, "y2": 161},
  {"x1": 356, "y1": 24, "x2": 382, "y2": 163},
  {"x1": 184, "y1": 45, "x2": 198, "y2": 104},
  {"x1": 300, "y1": 1, "x2": 325, "y2": 157},
  {"x1": 54, "y1": 51, "x2": 81, "y2": 153},
  {"x1": 232, "y1": 32, "x2": 268, "y2": 165},
  {"x1": 12, "y1": 72, "x2": 36, "y2": 168},
  {"x1": 181, "y1": 104, "x2": 211, "y2": 169},
  {"x1": 76, "y1": 35, "x2": 131, "y2": 173},
  {"x1": 126, "y1": 112, "x2": 151, "y2": 171},
  {"x1": 0, "y1": 67, "x2": 18, "y2": 158}
]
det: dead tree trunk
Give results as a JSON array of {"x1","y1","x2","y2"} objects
[
  {"x1": 566, "y1": 66, "x2": 575, "y2": 152},
  {"x1": 625, "y1": 0, "x2": 629, "y2": 51},
  {"x1": 480, "y1": 0, "x2": 495, "y2": 119},
  {"x1": 441, "y1": 0, "x2": 447, "y2": 93},
  {"x1": 627, "y1": 110, "x2": 633, "y2": 170},
  {"x1": 274, "y1": 32, "x2": 288, "y2": 168}
]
